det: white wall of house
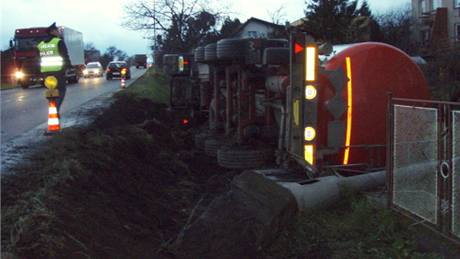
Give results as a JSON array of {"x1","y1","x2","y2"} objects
[
  {"x1": 412, "y1": 0, "x2": 460, "y2": 42},
  {"x1": 234, "y1": 22, "x2": 276, "y2": 39}
]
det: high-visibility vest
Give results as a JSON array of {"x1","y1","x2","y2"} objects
[{"x1": 37, "y1": 37, "x2": 64, "y2": 73}]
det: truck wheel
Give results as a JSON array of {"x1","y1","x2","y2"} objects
[
  {"x1": 204, "y1": 137, "x2": 229, "y2": 157},
  {"x1": 204, "y1": 43, "x2": 217, "y2": 62},
  {"x1": 263, "y1": 47, "x2": 290, "y2": 65},
  {"x1": 216, "y1": 38, "x2": 248, "y2": 61},
  {"x1": 194, "y1": 46, "x2": 205, "y2": 62},
  {"x1": 217, "y1": 38, "x2": 288, "y2": 64},
  {"x1": 194, "y1": 132, "x2": 211, "y2": 150},
  {"x1": 217, "y1": 146, "x2": 274, "y2": 169},
  {"x1": 263, "y1": 39, "x2": 288, "y2": 48}
]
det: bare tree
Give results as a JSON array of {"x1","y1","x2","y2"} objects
[
  {"x1": 123, "y1": 0, "x2": 226, "y2": 52},
  {"x1": 267, "y1": 5, "x2": 286, "y2": 25},
  {"x1": 376, "y1": 6, "x2": 414, "y2": 54},
  {"x1": 123, "y1": 0, "x2": 223, "y2": 38}
]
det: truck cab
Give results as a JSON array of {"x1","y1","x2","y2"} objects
[
  {"x1": 12, "y1": 28, "x2": 47, "y2": 88},
  {"x1": 134, "y1": 54, "x2": 147, "y2": 69},
  {"x1": 11, "y1": 26, "x2": 85, "y2": 88}
]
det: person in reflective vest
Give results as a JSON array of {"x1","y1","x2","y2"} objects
[{"x1": 37, "y1": 22, "x2": 71, "y2": 111}]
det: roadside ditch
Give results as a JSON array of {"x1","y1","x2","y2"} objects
[{"x1": 1, "y1": 69, "x2": 459, "y2": 258}]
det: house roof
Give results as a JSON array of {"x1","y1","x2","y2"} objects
[{"x1": 233, "y1": 17, "x2": 285, "y2": 37}]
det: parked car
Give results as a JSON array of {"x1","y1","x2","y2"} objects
[
  {"x1": 83, "y1": 62, "x2": 103, "y2": 78},
  {"x1": 106, "y1": 61, "x2": 131, "y2": 80}
]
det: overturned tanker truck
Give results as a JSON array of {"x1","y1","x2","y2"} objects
[{"x1": 166, "y1": 27, "x2": 431, "y2": 175}]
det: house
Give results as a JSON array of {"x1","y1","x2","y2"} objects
[
  {"x1": 233, "y1": 17, "x2": 285, "y2": 39},
  {"x1": 411, "y1": 0, "x2": 460, "y2": 47}
]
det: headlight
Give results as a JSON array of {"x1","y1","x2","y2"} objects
[
  {"x1": 83, "y1": 69, "x2": 88, "y2": 75},
  {"x1": 15, "y1": 71, "x2": 24, "y2": 79}
]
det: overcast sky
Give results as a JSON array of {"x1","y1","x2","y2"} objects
[{"x1": 0, "y1": 0, "x2": 410, "y2": 56}]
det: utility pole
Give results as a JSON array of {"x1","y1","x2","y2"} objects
[{"x1": 153, "y1": 0, "x2": 156, "y2": 52}]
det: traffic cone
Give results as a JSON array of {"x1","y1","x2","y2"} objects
[
  {"x1": 47, "y1": 99, "x2": 60, "y2": 134},
  {"x1": 121, "y1": 78, "x2": 126, "y2": 88}
]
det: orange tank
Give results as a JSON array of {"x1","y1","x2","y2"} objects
[{"x1": 318, "y1": 42, "x2": 431, "y2": 166}]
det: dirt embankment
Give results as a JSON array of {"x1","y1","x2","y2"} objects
[
  {"x1": 1, "y1": 73, "x2": 235, "y2": 259},
  {"x1": 2, "y1": 71, "x2": 459, "y2": 259}
]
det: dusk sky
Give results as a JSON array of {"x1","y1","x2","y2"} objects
[{"x1": 0, "y1": 0, "x2": 411, "y2": 56}]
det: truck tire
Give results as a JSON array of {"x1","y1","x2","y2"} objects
[
  {"x1": 204, "y1": 137, "x2": 229, "y2": 157},
  {"x1": 204, "y1": 43, "x2": 217, "y2": 62},
  {"x1": 194, "y1": 132, "x2": 211, "y2": 150},
  {"x1": 264, "y1": 39, "x2": 288, "y2": 48},
  {"x1": 217, "y1": 38, "x2": 288, "y2": 64},
  {"x1": 263, "y1": 47, "x2": 290, "y2": 65},
  {"x1": 216, "y1": 38, "x2": 248, "y2": 61},
  {"x1": 217, "y1": 146, "x2": 274, "y2": 169},
  {"x1": 194, "y1": 47, "x2": 205, "y2": 62}
]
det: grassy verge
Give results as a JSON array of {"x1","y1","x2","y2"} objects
[
  {"x1": 2, "y1": 68, "x2": 459, "y2": 258},
  {"x1": 124, "y1": 69, "x2": 169, "y2": 104},
  {"x1": 263, "y1": 191, "x2": 460, "y2": 258},
  {"x1": 1, "y1": 68, "x2": 231, "y2": 258}
]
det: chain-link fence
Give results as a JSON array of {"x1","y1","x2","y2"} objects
[
  {"x1": 393, "y1": 105, "x2": 438, "y2": 224},
  {"x1": 388, "y1": 98, "x2": 460, "y2": 243},
  {"x1": 452, "y1": 111, "x2": 460, "y2": 238}
]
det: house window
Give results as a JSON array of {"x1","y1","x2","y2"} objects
[
  {"x1": 420, "y1": 0, "x2": 427, "y2": 14},
  {"x1": 432, "y1": 0, "x2": 442, "y2": 9},
  {"x1": 247, "y1": 31, "x2": 258, "y2": 38},
  {"x1": 455, "y1": 0, "x2": 460, "y2": 8},
  {"x1": 422, "y1": 30, "x2": 431, "y2": 42}
]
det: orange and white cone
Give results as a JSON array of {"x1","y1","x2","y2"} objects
[
  {"x1": 47, "y1": 99, "x2": 60, "y2": 134},
  {"x1": 121, "y1": 78, "x2": 126, "y2": 88}
]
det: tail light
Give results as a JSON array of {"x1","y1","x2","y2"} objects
[{"x1": 181, "y1": 118, "x2": 190, "y2": 125}]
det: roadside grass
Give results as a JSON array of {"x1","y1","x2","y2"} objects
[
  {"x1": 263, "y1": 190, "x2": 460, "y2": 258},
  {"x1": 1, "y1": 68, "x2": 230, "y2": 258},
  {"x1": 123, "y1": 68, "x2": 169, "y2": 104},
  {"x1": 1, "y1": 81, "x2": 17, "y2": 90},
  {"x1": 2, "y1": 67, "x2": 459, "y2": 258}
]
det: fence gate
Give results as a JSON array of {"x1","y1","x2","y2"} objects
[{"x1": 388, "y1": 97, "x2": 460, "y2": 243}]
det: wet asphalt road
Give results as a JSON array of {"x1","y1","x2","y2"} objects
[{"x1": 1, "y1": 67, "x2": 146, "y2": 142}]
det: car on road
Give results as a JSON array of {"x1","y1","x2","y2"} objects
[
  {"x1": 106, "y1": 61, "x2": 131, "y2": 80},
  {"x1": 83, "y1": 62, "x2": 103, "y2": 78}
]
